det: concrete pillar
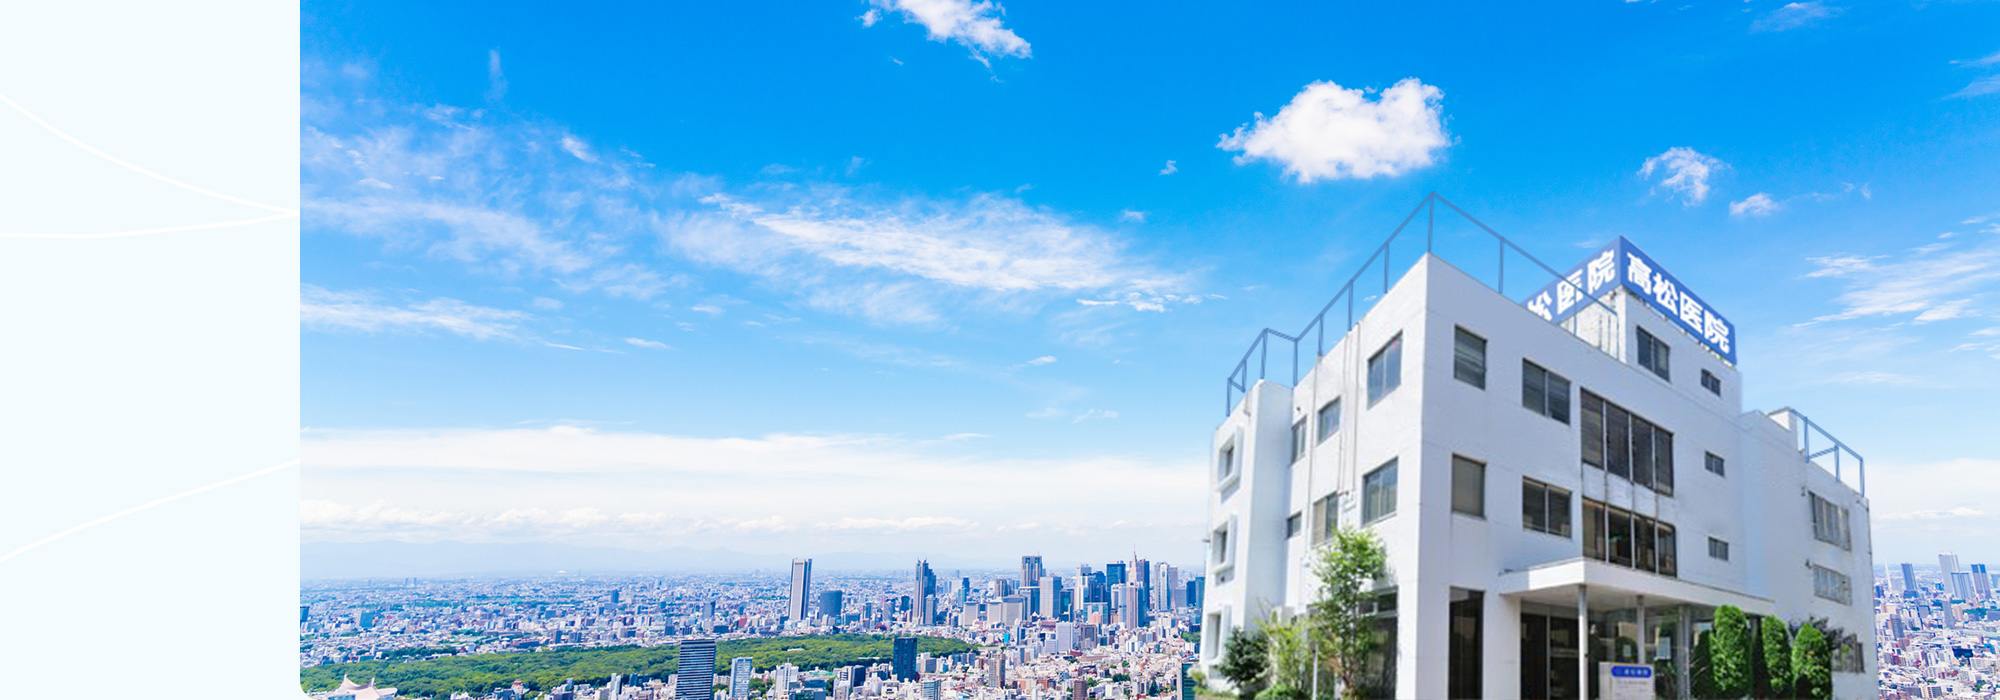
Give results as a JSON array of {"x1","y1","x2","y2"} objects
[
  {"x1": 1675, "y1": 604, "x2": 1692, "y2": 700},
  {"x1": 1636, "y1": 595, "x2": 1647, "y2": 664},
  {"x1": 1578, "y1": 585, "x2": 1590, "y2": 700}
]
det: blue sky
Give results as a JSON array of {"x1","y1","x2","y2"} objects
[{"x1": 301, "y1": 0, "x2": 2000, "y2": 568}]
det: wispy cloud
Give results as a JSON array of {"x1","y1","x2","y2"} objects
[
  {"x1": 624, "y1": 337, "x2": 672, "y2": 350},
  {"x1": 1805, "y1": 241, "x2": 2000, "y2": 323},
  {"x1": 1119, "y1": 209, "x2": 1147, "y2": 223},
  {"x1": 1729, "y1": 192, "x2": 1779, "y2": 217},
  {"x1": 862, "y1": 0, "x2": 1031, "y2": 63},
  {"x1": 1879, "y1": 506, "x2": 1986, "y2": 521},
  {"x1": 1639, "y1": 147, "x2": 1726, "y2": 206},
  {"x1": 1025, "y1": 355, "x2": 1056, "y2": 366},
  {"x1": 1159, "y1": 160, "x2": 1177, "y2": 175},
  {"x1": 1950, "y1": 76, "x2": 2000, "y2": 99},
  {"x1": 1751, "y1": 1, "x2": 1841, "y2": 33},
  {"x1": 1218, "y1": 78, "x2": 1450, "y2": 183},
  {"x1": 301, "y1": 285, "x2": 529, "y2": 340}
]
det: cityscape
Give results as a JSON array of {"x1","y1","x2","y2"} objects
[
  {"x1": 1876, "y1": 555, "x2": 2000, "y2": 699},
  {"x1": 304, "y1": 556, "x2": 1205, "y2": 700}
]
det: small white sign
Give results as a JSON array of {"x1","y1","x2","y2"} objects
[{"x1": 1598, "y1": 663, "x2": 1654, "y2": 700}]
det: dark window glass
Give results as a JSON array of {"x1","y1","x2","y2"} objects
[
  {"x1": 1548, "y1": 374, "x2": 1571, "y2": 424},
  {"x1": 1522, "y1": 362, "x2": 1547, "y2": 414},
  {"x1": 1705, "y1": 452, "x2": 1725, "y2": 476},
  {"x1": 1608, "y1": 508, "x2": 1633, "y2": 567},
  {"x1": 1632, "y1": 418, "x2": 1656, "y2": 489},
  {"x1": 1291, "y1": 418, "x2": 1308, "y2": 462},
  {"x1": 1367, "y1": 335, "x2": 1402, "y2": 405},
  {"x1": 1606, "y1": 404, "x2": 1631, "y2": 479},
  {"x1": 1452, "y1": 456, "x2": 1485, "y2": 517},
  {"x1": 1286, "y1": 512, "x2": 1303, "y2": 538},
  {"x1": 1363, "y1": 460, "x2": 1398, "y2": 524},
  {"x1": 1583, "y1": 500, "x2": 1605, "y2": 561},
  {"x1": 1548, "y1": 487, "x2": 1572, "y2": 537},
  {"x1": 1657, "y1": 523, "x2": 1678, "y2": 577},
  {"x1": 1654, "y1": 429, "x2": 1674, "y2": 495},
  {"x1": 1454, "y1": 327, "x2": 1486, "y2": 389},
  {"x1": 1523, "y1": 481, "x2": 1547, "y2": 533},
  {"x1": 1708, "y1": 537, "x2": 1730, "y2": 561},
  {"x1": 1317, "y1": 399, "x2": 1340, "y2": 444},
  {"x1": 1700, "y1": 370, "x2": 1722, "y2": 395},
  {"x1": 1635, "y1": 515, "x2": 1658, "y2": 573},
  {"x1": 1581, "y1": 393, "x2": 1605, "y2": 467},
  {"x1": 1637, "y1": 327, "x2": 1671, "y2": 381}
]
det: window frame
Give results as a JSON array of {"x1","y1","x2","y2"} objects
[
  {"x1": 1362, "y1": 459, "x2": 1399, "y2": 525},
  {"x1": 1520, "y1": 359, "x2": 1572, "y2": 424},
  {"x1": 1366, "y1": 334, "x2": 1403, "y2": 406},
  {"x1": 1704, "y1": 452, "x2": 1726, "y2": 477},
  {"x1": 1316, "y1": 399, "x2": 1340, "y2": 444},
  {"x1": 1453, "y1": 326, "x2": 1487, "y2": 389},
  {"x1": 1285, "y1": 512, "x2": 1303, "y2": 539},
  {"x1": 1521, "y1": 478, "x2": 1572, "y2": 538},
  {"x1": 1451, "y1": 455, "x2": 1486, "y2": 518},
  {"x1": 1291, "y1": 418, "x2": 1309, "y2": 463},
  {"x1": 1707, "y1": 536, "x2": 1730, "y2": 562},
  {"x1": 1700, "y1": 369, "x2": 1722, "y2": 395},
  {"x1": 1636, "y1": 326, "x2": 1671, "y2": 381}
]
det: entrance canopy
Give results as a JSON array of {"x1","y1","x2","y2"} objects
[{"x1": 1497, "y1": 557, "x2": 1774, "y2": 615}]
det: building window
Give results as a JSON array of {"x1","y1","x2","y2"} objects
[
  {"x1": 1700, "y1": 369, "x2": 1722, "y2": 395},
  {"x1": 1316, "y1": 399, "x2": 1340, "y2": 444},
  {"x1": 1211, "y1": 523, "x2": 1231, "y2": 567},
  {"x1": 1707, "y1": 537, "x2": 1730, "y2": 561},
  {"x1": 1366, "y1": 334, "x2": 1402, "y2": 406},
  {"x1": 1451, "y1": 455, "x2": 1485, "y2": 518},
  {"x1": 1311, "y1": 493, "x2": 1340, "y2": 545},
  {"x1": 1217, "y1": 443, "x2": 1236, "y2": 481},
  {"x1": 1286, "y1": 512, "x2": 1303, "y2": 538},
  {"x1": 1579, "y1": 389, "x2": 1674, "y2": 495},
  {"x1": 1453, "y1": 326, "x2": 1486, "y2": 389},
  {"x1": 1810, "y1": 492, "x2": 1852, "y2": 550},
  {"x1": 1705, "y1": 452, "x2": 1725, "y2": 476},
  {"x1": 1522, "y1": 479, "x2": 1571, "y2": 537},
  {"x1": 1520, "y1": 360, "x2": 1571, "y2": 424},
  {"x1": 1583, "y1": 498, "x2": 1678, "y2": 577},
  {"x1": 1362, "y1": 459, "x2": 1398, "y2": 524},
  {"x1": 1813, "y1": 564, "x2": 1853, "y2": 604},
  {"x1": 1291, "y1": 418, "x2": 1308, "y2": 463},
  {"x1": 1636, "y1": 326, "x2": 1671, "y2": 381}
]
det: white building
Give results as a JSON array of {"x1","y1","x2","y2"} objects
[{"x1": 1198, "y1": 206, "x2": 1875, "y2": 700}]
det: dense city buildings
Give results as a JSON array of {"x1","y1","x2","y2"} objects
[
  {"x1": 1200, "y1": 230, "x2": 1876, "y2": 699},
  {"x1": 303, "y1": 554, "x2": 1203, "y2": 700},
  {"x1": 1879, "y1": 557, "x2": 2000, "y2": 699}
]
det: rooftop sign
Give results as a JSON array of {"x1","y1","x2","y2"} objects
[{"x1": 1523, "y1": 237, "x2": 1736, "y2": 364}]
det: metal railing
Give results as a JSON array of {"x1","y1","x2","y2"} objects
[
  {"x1": 1223, "y1": 192, "x2": 1618, "y2": 414},
  {"x1": 1781, "y1": 408, "x2": 1867, "y2": 496}
]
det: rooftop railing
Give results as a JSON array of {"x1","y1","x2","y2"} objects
[
  {"x1": 1773, "y1": 408, "x2": 1867, "y2": 497},
  {"x1": 1224, "y1": 193, "x2": 1616, "y2": 414}
]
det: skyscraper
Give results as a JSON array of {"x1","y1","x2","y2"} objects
[
  {"x1": 1021, "y1": 555, "x2": 1044, "y2": 591},
  {"x1": 677, "y1": 638, "x2": 718, "y2": 700},
  {"x1": 788, "y1": 558, "x2": 813, "y2": 625},
  {"x1": 1940, "y1": 552, "x2": 1962, "y2": 576},
  {"x1": 1952, "y1": 572, "x2": 1976, "y2": 601},
  {"x1": 1041, "y1": 575, "x2": 1065, "y2": 621},
  {"x1": 1975, "y1": 564, "x2": 1993, "y2": 601},
  {"x1": 1901, "y1": 562, "x2": 1918, "y2": 594},
  {"x1": 893, "y1": 636, "x2": 918, "y2": 680},
  {"x1": 730, "y1": 657, "x2": 755, "y2": 700},
  {"x1": 922, "y1": 679, "x2": 942, "y2": 700},
  {"x1": 1104, "y1": 561, "x2": 1127, "y2": 586},
  {"x1": 913, "y1": 560, "x2": 937, "y2": 626},
  {"x1": 819, "y1": 589, "x2": 845, "y2": 622}
]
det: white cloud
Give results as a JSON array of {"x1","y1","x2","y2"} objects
[
  {"x1": 1879, "y1": 506, "x2": 1986, "y2": 521},
  {"x1": 559, "y1": 134, "x2": 598, "y2": 162},
  {"x1": 1805, "y1": 242, "x2": 2000, "y2": 323},
  {"x1": 302, "y1": 426, "x2": 1203, "y2": 557},
  {"x1": 691, "y1": 304, "x2": 724, "y2": 316},
  {"x1": 1752, "y1": 2, "x2": 1841, "y2": 33},
  {"x1": 624, "y1": 337, "x2": 672, "y2": 350},
  {"x1": 1072, "y1": 408, "x2": 1118, "y2": 423},
  {"x1": 863, "y1": 0, "x2": 1031, "y2": 61},
  {"x1": 1638, "y1": 147, "x2": 1726, "y2": 206},
  {"x1": 1217, "y1": 78, "x2": 1449, "y2": 183},
  {"x1": 1950, "y1": 76, "x2": 2000, "y2": 99},
  {"x1": 530, "y1": 296, "x2": 564, "y2": 310},
  {"x1": 1729, "y1": 192, "x2": 1779, "y2": 217},
  {"x1": 1025, "y1": 407, "x2": 1064, "y2": 419},
  {"x1": 1026, "y1": 355, "x2": 1056, "y2": 366},
  {"x1": 1159, "y1": 160, "x2": 1177, "y2": 175},
  {"x1": 301, "y1": 285, "x2": 528, "y2": 340},
  {"x1": 1119, "y1": 209, "x2": 1147, "y2": 223},
  {"x1": 485, "y1": 49, "x2": 507, "y2": 103}
]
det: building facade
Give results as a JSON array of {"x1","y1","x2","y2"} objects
[
  {"x1": 677, "y1": 638, "x2": 717, "y2": 700},
  {"x1": 787, "y1": 558, "x2": 812, "y2": 626},
  {"x1": 1199, "y1": 234, "x2": 1875, "y2": 699}
]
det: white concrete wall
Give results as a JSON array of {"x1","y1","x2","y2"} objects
[{"x1": 1201, "y1": 254, "x2": 1874, "y2": 699}]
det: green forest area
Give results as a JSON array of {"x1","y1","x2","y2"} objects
[{"x1": 300, "y1": 635, "x2": 976, "y2": 698}]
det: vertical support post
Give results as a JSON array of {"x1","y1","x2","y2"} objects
[
  {"x1": 1676, "y1": 604, "x2": 1692, "y2": 700},
  {"x1": 1636, "y1": 595, "x2": 1647, "y2": 664},
  {"x1": 1260, "y1": 336, "x2": 1268, "y2": 381},
  {"x1": 1383, "y1": 242, "x2": 1391, "y2": 293},
  {"x1": 1426, "y1": 195, "x2": 1435, "y2": 253},
  {"x1": 1497, "y1": 238, "x2": 1506, "y2": 295},
  {"x1": 1578, "y1": 586, "x2": 1590, "y2": 700}
]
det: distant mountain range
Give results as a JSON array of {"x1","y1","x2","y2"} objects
[{"x1": 301, "y1": 540, "x2": 1017, "y2": 579}]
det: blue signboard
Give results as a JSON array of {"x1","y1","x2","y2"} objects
[
  {"x1": 1522, "y1": 237, "x2": 1736, "y2": 364},
  {"x1": 1610, "y1": 665, "x2": 1654, "y2": 679}
]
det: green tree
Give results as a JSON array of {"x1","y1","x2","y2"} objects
[
  {"x1": 1690, "y1": 631, "x2": 1719, "y2": 700},
  {"x1": 1709, "y1": 606, "x2": 1753, "y2": 699},
  {"x1": 1759, "y1": 619, "x2": 1792, "y2": 699},
  {"x1": 1217, "y1": 627, "x2": 1271, "y2": 700},
  {"x1": 1306, "y1": 528, "x2": 1390, "y2": 700},
  {"x1": 1261, "y1": 612, "x2": 1311, "y2": 695},
  {"x1": 1790, "y1": 624, "x2": 1831, "y2": 700}
]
